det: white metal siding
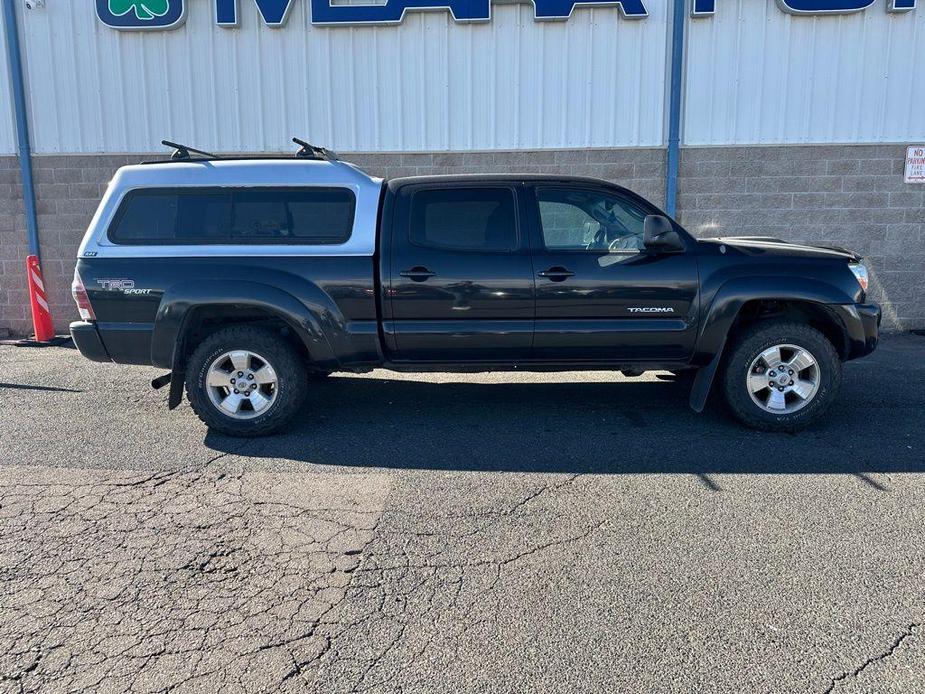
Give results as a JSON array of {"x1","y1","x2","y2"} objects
[
  {"x1": 684, "y1": 0, "x2": 925, "y2": 145},
  {"x1": 19, "y1": 1, "x2": 667, "y2": 154},
  {"x1": 0, "y1": 7, "x2": 17, "y2": 155}
]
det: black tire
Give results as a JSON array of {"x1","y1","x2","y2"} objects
[
  {"x1": 185, "y1": 326, "x2": 308, "y2": 437},
  {"x1": 721, "y1": 321, "x2": 842, "y2": 432}
]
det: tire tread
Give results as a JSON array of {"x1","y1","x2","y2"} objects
[{"x1": 721, "y1": 321, "x2": 841, "y2": 432}]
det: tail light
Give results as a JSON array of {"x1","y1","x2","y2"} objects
[{"x1": 71, "y1": 269, "x2": 96, "y2": 321}]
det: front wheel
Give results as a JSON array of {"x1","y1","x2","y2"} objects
[
  {"x1": 186, "y1": 326, "x2": 308, "y2": 437},
  {"x1": 722, "y1": 321, "x2": 842, "y2": 432}
]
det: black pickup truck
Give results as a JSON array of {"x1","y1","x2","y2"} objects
[{"x1": 70, "y1": 144, "x2": 880, "y2": 436}]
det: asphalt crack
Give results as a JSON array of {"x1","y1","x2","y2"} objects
[
  {"x1": 822, "y1": 623, "x2": 920, "y2": 693},
  {"x1": 0, "y1": 464, "x2": 384, "y2": 693}
]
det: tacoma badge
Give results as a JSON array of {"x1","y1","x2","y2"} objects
[{"x1": 628, "y1": 307, "x2": 675, "y2": 313}]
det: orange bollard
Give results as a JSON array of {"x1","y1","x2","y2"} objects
[{"x1": 26, "y1": 255, "x2": 55, "y2": 342}]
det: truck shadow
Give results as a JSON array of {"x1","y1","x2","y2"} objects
[{"x1": 204, "y1": 367, "x2": 924, "y2": 480}]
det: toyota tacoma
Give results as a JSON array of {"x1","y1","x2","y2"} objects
[{"x1": 69, "y1": 141, "x2": 880, "y2": 436}]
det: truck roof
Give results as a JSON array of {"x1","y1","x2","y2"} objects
[
  {"x1": 111, "y1": 159, "x2": 647, "y2": 210},
  {"x1": 389, "y1": 173, "x2": 625, "y2": 185},
  {"x1": 385, "y1": 173, "x2": 641, "y2": 201},
  {"x1": 125, "y1": 158, "x2": 631, "y2": 194}
]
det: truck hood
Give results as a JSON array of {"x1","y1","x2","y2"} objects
[{"x1": 699, "y1": 236, "x2": 861, "y2": 262}]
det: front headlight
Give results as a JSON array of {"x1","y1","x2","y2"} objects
[{"x1": 849, "y1": 263, "x2": 869, "y2": 292}]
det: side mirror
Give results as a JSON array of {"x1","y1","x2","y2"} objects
[{"x1": 644, "y1": 215, "x2": 685, "y2": 253}]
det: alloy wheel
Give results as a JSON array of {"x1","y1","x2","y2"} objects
[
  {"x1": 205, "y1": 350, "x2": 279, "y2": 419},
  {"x1": 746, "y1": 343, "x2": 820, "y2": 414}
]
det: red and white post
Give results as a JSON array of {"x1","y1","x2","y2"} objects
[{"x1": 26, "y1": 255, "x2": 55, "y2": 342}]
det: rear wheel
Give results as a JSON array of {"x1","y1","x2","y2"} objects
[
  {"x1": 722, "y1": 321, "x2": 841, "y2": 431},
  {"x1": 186, "y1": 326, "x2": 307, "y2": 437}
]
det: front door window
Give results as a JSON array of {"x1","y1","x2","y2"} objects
[{"x1": 536, "y1": 188, "x2": 647, "y2": 253}]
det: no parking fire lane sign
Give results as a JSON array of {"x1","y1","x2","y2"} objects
[{"x1": 906, "y1": 146, "x2": 925, "y2": 183}]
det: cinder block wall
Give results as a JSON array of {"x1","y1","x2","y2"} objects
[
  {"x1": 0, "y1": 155, "x2": 137, "y2": 338},
  {"x1": 1, "y1": 157, "x2": 26, "y2": 337},
  {"x1": 0, "y1": 145, "x2": 922, "y2": 338},
  {"x1": 677, "y1": 145, "x2": 924, "y2": 330}
]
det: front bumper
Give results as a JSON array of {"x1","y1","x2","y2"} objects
[
  {"x1": 69, "y1": 321, "x2": 112, "y2": 363},
  {"x1": 831, "y1": 303, "x2": 881, "y2": 360}
]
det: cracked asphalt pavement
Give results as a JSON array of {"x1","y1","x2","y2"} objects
[{"x1": 1, "y1": 335, "x2": 924, "y2": 693}]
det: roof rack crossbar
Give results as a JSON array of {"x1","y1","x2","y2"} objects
[
  {"x1": 162, "y1": 140, "x2": 218, "y2": 161},
  {"x1": 140, "y1": 139, "x2": 350, "y2": 167},
  {"x1": 292, "y1": 137, "x2": 338, "y2": 162}
]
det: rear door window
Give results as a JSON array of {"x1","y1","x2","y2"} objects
[
  {"x1": 108, "y1": 187, "x2": 355, "y2": 244},
  {"x1": 409, "y1": 187, "x2": 517, "y2": 252}
]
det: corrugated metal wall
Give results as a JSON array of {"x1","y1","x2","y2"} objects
[
  {"x1": 7, "y1": 1, "x2": 924, "y2": 154},
  {"x1": 17, "y1": 0, "x2": 667, "y2": 154},
  {"x1": 0, "y1": 7, "x2": 17, "y2": 155},
  {"x1": 684, "y1": 0, "x2": 925, "y2": 145}
]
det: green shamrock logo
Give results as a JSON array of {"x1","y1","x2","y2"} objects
[{"x1": 108, "y1": 0, "x2": 170, "y2": 21}]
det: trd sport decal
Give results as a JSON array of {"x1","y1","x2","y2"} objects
[{"x1": 96, "y1": 279, "x2": 152, "y2": 295}]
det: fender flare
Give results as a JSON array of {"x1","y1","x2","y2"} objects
[
  {"x1": 688, "y1": 276, "x2": 855, "y2": 412},
  {"x1": 150, "y1": 280, "x2": 342, "y2": 372}
]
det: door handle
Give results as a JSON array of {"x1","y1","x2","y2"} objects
[
  {"x1": 538, "y1": 266, "x2": 575, "y2": 281},
  {"x1": 400, "y1": 266, "x2": 436, "y2": 282}
]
